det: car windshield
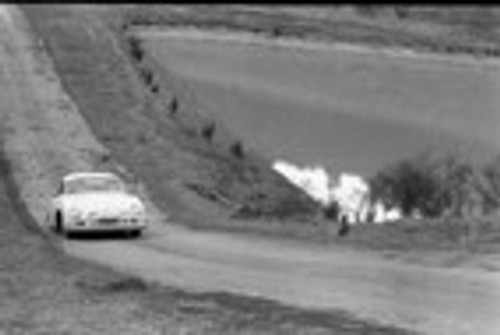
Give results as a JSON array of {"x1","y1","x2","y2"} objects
[{"x1": 64, "y1": 175, "x2": 125, "y2": 194}]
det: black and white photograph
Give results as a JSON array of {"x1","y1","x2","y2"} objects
[{"x1": 0, "y1": 4, "x2": 499, "y2": 335}]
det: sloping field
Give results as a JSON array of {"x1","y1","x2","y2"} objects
[
  {"x1": 21, "y1": 5, "x2": 318, "y2": 229},
  {"x1": 144, "y1": 30, "x2": 500, "y2": 177}
]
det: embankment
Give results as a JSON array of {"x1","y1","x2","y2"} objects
[{"x1": 21, "y1": 5, "x2": 319, "y2": 231}]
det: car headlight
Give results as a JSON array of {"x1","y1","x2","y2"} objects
[
  {"x1": 66, "y1": 209, "x2": 80, "y2": 219},
  {"x1": 66, "y1": 208, "x2": 85, "y2": 223},
  {"x1": 128, "y1": 208, "x2": 145, "y2": 225}
]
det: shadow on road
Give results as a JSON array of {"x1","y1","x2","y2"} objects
[{"x1": 53, "y1": 229, "x2": 143, "y2": 241}]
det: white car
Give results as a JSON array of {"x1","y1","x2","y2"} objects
[{"x1": 51, "y1": 172, "x2": 147, "y2": 237}]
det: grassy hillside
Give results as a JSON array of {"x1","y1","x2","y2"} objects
[
  {"x1": 21, "y1": 5, "x2": 319, "y2": 229},
  {"x1": 142, "y1": 30, "x2": 500, "y2": 179}
]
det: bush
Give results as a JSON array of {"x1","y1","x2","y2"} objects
[
  {"x1": 169, "y1": 97, "x2": 178, "y2": 114},
  {"x1": 140, "y1": 68, "x2": 153, "y2": 86},
  {"x1": 151, "y1": 83, "x2": 159, "y2": 94},
  {"x1": 230, "y1": 141, "x2": 245, "y2": 159},
  {"x1": 369, "y1": 151, "x2": 497, "y2": 219},
  {"x1": 482, "y1": 155, "x2": 500, "y2": 213},
  {"x1": 201, "y1": 122, "x2": 216, "y2": 142},
  {"x1": 323, "y1": 201, "x2": 340, "y2": 221},
  {"x1": 127, "y1": 36, "x2": 143, "y2": 62},
  {"x1": 369, "y1": 153, "x2": 439, "y2": 217}
]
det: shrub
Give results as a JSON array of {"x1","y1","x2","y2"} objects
[
  {"x1": 230, "y1": 141, "x2": 245, "y2": 159},
  {"x1": 127, "y1": 36, "x2": 143, "y2": 62},
  {"x1": 169, "y1": 97, "x2": 178, "y2": 114},
  {"x1": 201, "y1": 121, "x2": 216, "y2": 142},
  {"x1": 482, "y1": 155, "x2": 500, "y2": 213},
  {"x1": 369, "y1": 153, "x2": 439, "y2": 217},
  {"x1": 271, "y1": 27, "x2": 282, "y2": 36},
  {"x1": 323, "y1": 201, "x2": 340, "y2": 221},
  {"x1": 140, "y1": 68, "x2": 153, "y2": 86},
  {"x1": 151, "y1": 83, "x2": 159, "y2": 94},
  {"x1": 370, "y1": 151, "x2": 499, "y2": 220}
]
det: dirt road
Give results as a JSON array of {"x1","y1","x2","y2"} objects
[
  {"x1": 1, "y1": 5, "x2": 500, "y2": 335},
  {"x1": 64, "y1": 222, "x2": 500, "y2": 335}
]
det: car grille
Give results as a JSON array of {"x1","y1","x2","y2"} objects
[{"x1": 98, "y1": 217, "x2": 120, "y2": 225}]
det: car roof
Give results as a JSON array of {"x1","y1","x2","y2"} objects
[{"x1": 62, "y1": 172, "x2": 122, "y2": 183}]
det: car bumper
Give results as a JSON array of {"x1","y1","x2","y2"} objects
[
  {"x1": 65, "y1": 225, "x2": 146, "y2": 233},
  {"x1": 65, "y1": 219, "x2": 146, "y2": 233}
]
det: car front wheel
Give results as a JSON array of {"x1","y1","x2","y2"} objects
[{"x1": 55, "y1": 211, "x2": 67, "y2": 237}]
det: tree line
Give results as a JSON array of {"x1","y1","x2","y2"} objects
[{"x1": 368, "y1": 151, "x2": 500, "y2": 220}]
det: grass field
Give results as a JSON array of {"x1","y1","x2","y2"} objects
[{"x1": 144, "y1": 30, "x2": 500, "y2": 178}]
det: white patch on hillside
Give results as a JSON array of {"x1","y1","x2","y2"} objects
[
  {"x1": 273, "y1": 161, "x2": 333, "y2": 206},
  {"x1": 273, "y1": 160, "x2": 402, "y2": 224}
]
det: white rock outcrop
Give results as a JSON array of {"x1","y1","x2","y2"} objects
[{"x1": 273, "y1": 160, "x2": 402, "y2": 224}]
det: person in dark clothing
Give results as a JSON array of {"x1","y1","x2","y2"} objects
[{"x1": 338, "y1": 215, "x2": 350, "y2": 237}]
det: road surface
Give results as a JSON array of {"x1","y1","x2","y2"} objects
[{"x1": 1, "y1": 5, "x2": 500, "y2": 335}]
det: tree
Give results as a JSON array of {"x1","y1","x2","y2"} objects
[
  {"x1": 369, "y1": 153, "x2": 439, "y2": 217},
  {"x1": 370, "y1": 151, "x2": 495, "y2": 220},
  {"x1": 431, "y1": 153, "x2": 490, "y2": 218},
  {"x1": 482, "y1": 155, "x2": 500, "y2": 213}
]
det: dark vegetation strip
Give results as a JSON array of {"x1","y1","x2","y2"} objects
[{"x1": 122, "y1": 5, "x2": 500, "y2": 60}]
